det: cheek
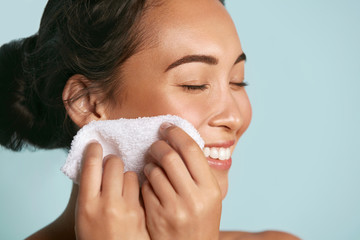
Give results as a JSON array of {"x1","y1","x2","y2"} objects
[
  {"x1": 139, "y1": 89, "x2": 210, "y2": 127},
  {"x1": 110, "y1": 85, "x2": 209, "y2": 126}
]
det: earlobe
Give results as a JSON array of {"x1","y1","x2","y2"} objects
[{"x1": 62, "y1": 74, "x2": 107, "y2": 128}]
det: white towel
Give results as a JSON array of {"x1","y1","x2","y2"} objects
[{"x1": 61, "y1": 115, "x2": 204, "y2": 184}]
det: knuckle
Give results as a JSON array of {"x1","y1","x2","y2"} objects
[
  {"x1": 168, "y1": 208, "x2": 189, "y2": 227},
  {"x1": 192, "y1": 201, "x2": 205, "y2": 215},
  {"x1": 186, "y1": 194, "x2": 207, "y2": 216},
  {"x1": 148, "y1": 164, "x2": 163, "y2": 180},
  {"x1": 84, "y1": 156, "x2": 100, "y2": 167},
  {"x1": 126, "y1": 208, "x2": 142, "y2": 222},
  {"x1": 173, "y1": 210, "x2": 188, "y2": 227},
  {"x1": 160, "y1": 150, "x2": 179, "y2": 166},
  {"x1": 102, "y1": 205, "x2": 121, "y2": 219},
  {"x1": 183, "y1": 141, "x2": 200, "y2": 153},
  {"x1": 166, "y1": 206, "x2": 189, "y2": 227},
  {"x1": 77, "y1": 202, "x2": 94, "y2": 221}
]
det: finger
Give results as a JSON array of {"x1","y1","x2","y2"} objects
[
  {"x1": 141, "y1": 180, "x2": 161, "y2": 209},
  {"x1": 123, "y1": 171, "x2": 140, "y2": 204},
  {"x1": 79, "y1": 142, "x2": 103, "y2": 200},
  {"x1": 101, "y1": 154, "x2": 124, "y2": 198},
  {"x1": 143, "y1": 162, "x2": 176, "y2": 205},
  {"x1": 159, "y1": 123, "x2": 213, "y2": 184},
  {"x1": 148, "y1": 140, "x2": 195, "y2": 195}
]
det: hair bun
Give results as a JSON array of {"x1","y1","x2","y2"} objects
[{"x1": 0, "y1": 35, "x2": 38, "y2": 150}]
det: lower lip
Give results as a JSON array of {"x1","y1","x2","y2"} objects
[{"x1": 206, "y1": 157, "x2": 232, "y2": 170}]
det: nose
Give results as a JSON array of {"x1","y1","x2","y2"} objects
[{"x1": 208, "y1": 90, "x2": 243, "y2": 133}]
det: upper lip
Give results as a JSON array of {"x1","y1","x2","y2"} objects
[{"x1": 204, "y1": 140, "x2": 235, "y2": 148}]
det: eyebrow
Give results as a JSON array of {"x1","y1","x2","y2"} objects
[
  {"x1": 165, "y1": 52, "x2": 246, "y2": 72},
  {"x1": 165, "y1": 55, "x2": 218, "y2": 72}
]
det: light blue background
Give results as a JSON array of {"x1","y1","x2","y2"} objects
[{"x1": 1, "y1": 0, "x2": 359, "y2": 239}]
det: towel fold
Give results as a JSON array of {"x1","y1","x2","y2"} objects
[{"x1": 61, "y1": 115, "x2": 204, "y2": 184}]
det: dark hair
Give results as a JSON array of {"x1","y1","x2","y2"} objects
[{"x1": 0, "y1": 0, "x2": 225, "y2": 151}]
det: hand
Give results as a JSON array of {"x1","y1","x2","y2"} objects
[
  {"x1": 142, "y1": 123, "x2": 222, "y2": 240},
  {"x1": 75, "y1": 142, "x2": 150, "y2": 240}
]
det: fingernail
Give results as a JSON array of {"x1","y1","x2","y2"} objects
[
  {"x1": 144, "y1": 162, "x2": 155, "y2": 175},
  {"x1": 103, "y1": 154, "x2": 112, "y2": 161},
  {"x1": 87, "y1": 139, "x2": 99, "y2": 145},
  {"x1": 160, "y1": 122, "x2": 173, "y2": 130}
]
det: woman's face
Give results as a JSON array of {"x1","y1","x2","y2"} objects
[{"x1": 107, "y1": 0, "x2": 252, "y2": 199}]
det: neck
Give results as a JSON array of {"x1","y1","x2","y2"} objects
[{"x1": 51, "y1": 183, "x2": 78, "y2": 240}]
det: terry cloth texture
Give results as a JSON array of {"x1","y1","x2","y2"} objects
[{"x1": 61, "y1": 115, "x2": 204, "y2": 184}]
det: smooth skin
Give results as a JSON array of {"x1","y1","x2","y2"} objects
[
  {"x1": 27, "y1": 0, "x2": 300, "y2": 239},
  {"x1": 75, "y1": 143, "x2": 150, "y2": 240},
  {"x1": 142, "y1": 122, "x2": 223, "y2": 240}
]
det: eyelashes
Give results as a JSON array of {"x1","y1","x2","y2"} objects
[
  {"x1": 181, "y1": 82, "x2": 248, "y2": 91},
  {"x1": 181, "y1": 85, "x2": 209, "y2": 91},
  {"x1": 232, "y1": 82, "x2": 248, "y2": 88}
]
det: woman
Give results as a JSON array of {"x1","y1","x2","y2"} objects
[{"x1": 0, "y1": 0, "x2": 299, "y2": 239}]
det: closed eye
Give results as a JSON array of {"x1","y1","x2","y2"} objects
[
  {"x1": 231, "y1": 82, "x2": 248, "y2": 88},
  {"x1": 181, "y1": 85, "x2": 209, "y2": 91},
  {"x1": 181, "y1": 82, "x2": 247, "y2": 92}
]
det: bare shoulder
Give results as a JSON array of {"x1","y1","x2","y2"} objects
[
  {"x1": 220, "y1": 230, "x2": 301, "y2": 240},
  {"x1": 25, "y1": 226, "x2": 54, "y2": 240},
  {"x1": 25, "y1": 221, "x2": 76, "y2": 240}
]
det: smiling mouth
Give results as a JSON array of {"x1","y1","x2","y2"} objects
[
  {"x1": 202, "y1": 140, "x2": 235, "y2": 160},
  {"x1": 203, "y1": 147, "x2": 231, "y2": 160},
  {"x1": 202, "y1": 140, "x2": 235, "y2": 170}
]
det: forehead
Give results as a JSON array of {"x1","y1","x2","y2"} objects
[
  {"x1": 147, "y1": 0, "x2": 232, "y2": 33},
  {"x1": 143, "y1": 0, "x2": 241, "y2": 55},
  {"x1": 122, "y1": 0, "x2": 242, "y2": 77}
]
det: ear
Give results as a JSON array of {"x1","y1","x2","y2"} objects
[{"x1": 62, "y1": 74, "x2": 109, "y2": 128}]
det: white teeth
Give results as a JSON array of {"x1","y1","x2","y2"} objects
[
  {"x1": 203, "y1": 147, "x2": 231, "y2": 161},
  {"x1": 226, "y1": 148, "x2": 231, "y2": 158},
  {"x1": 203, "y1": 147, "x2": 210, "y2": 157},
  {"x1": 210, "y1": 148, "x2": 219, "y2": 159},
  {"x1": 219, "y1": 148, "x2": 226, "y2": 160}
]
